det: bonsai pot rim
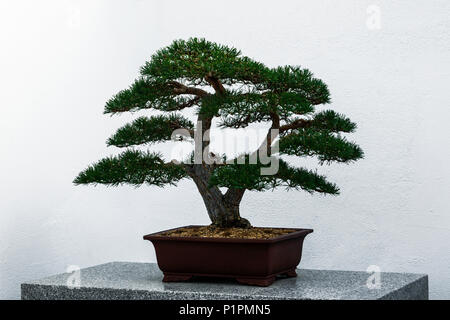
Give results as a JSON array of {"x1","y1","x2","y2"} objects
[{"x1": 143, "y1": 225, "x2": 313, "y2": 244}]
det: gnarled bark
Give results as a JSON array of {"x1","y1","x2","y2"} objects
[
  {"x1": 185, "y1": 164, "x2": 250, "y2": 228},
  {"x1": 181, "y1": 75, "x2": 254, "y2": 229}
]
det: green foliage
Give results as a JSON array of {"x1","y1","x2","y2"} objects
[
  {"x1": 276, "y1": 160, "x2": 339, "y2": 194},
  {"x1": 209, "y1": 157, "x2": 339, "y2": 194},
  {"x1": 199, "y1": 91, "x2": 314, "y2": 128},
  {"x1": 73, "y1": 150, "x2": 187, "y2": 187},
  {"x1": 264, "y1": 66, "x2": 330, "y2": 105},
  {"x1": 104, "y1": 78, "x2": 193, "y2": 114},
  {"x1": 311, "y1": 110, "x2": 357, "y2": 133},
  {"x1": 107, "y1": 114, "x2": 194, "y2": 148},
  {"x1": 140, "y1": 38, "x2": 268, "y2": 86},
  {"x1": 140, "y1": 38, "x2": 329, "y2": 104},
  {"x1": 209, "y1": 156, "x2": 276, "y2": 191},
  {"x1": 76, "y1": 37, "x2": 363, "y2": 202},
  {"x1": 105, "y1": 38, "x2": 331, "y2": 119},
  {"x1": 280, "y1": 128, "x2": 364, "y2": 163}
]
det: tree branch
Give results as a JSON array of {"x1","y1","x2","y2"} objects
[
  {"x1": 166, "y1": 96, "x2": 201, "y2": 111},
  {"x1": 254, "y1": 112, "x2": 281, "y2": 158},
  {"x1": 223, "y1": 188, "x2": 245, "y2": 205},
  {"x1": 193, "y1": 73, "x2": 226, "y2": 166},
  {"x1": 205, "y1": 72, "x2": 226, "y2": 95},
  {"x1": 279, "y1": 118, "x2": 311, "y2": 132},
  {"x1": 167, "y1": 81, "x2": 209, "y2": 97}
]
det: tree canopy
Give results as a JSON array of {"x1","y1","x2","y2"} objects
[{"x1": 74, "y1": 38, "x2": 363, "y2": 227}]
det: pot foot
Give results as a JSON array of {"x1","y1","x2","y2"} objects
[
  {"x1": 284, "y1": 269, "x2": 297, "y2": 278},
  {"x1": 163, "y1": 274, "x2": 192, "y2": 283},
  {"x1": 236, "y1": 276, "x2": 276, "y2": 287}
]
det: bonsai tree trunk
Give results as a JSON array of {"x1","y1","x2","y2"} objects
[
  {"x1": 186, "y1": 90, "x2": 251, "y2": 229},
  {"x1": 185, "y1": 164, "x2": 251, "y2": 228}
]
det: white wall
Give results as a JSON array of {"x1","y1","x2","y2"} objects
[{"x1": 1, "y1": 0, "x2": 449, "y2": 299}]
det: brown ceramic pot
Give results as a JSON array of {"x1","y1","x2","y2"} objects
[{"x1": 143, "y1": 226, "x2": 313, "y2": 287}]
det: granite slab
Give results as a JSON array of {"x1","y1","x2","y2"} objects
[{"x1": 21, "y1": 262, "x2": 428, "y2": 300}]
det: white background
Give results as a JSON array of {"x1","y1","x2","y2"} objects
[{"x1": 1, "y1": 0, "x2": 449, "y2": 299}]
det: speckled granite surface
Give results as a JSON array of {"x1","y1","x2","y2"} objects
[{"x1": 21, "y1": 262, "x2": 428, "y2": 300}]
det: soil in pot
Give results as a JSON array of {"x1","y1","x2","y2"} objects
[{"x1": 155, "y1": 226, "x2": 298, "y2": 240}]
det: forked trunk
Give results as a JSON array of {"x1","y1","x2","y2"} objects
[{"x1": 185, "y1": 164, "x2": 251, "y2": 228}]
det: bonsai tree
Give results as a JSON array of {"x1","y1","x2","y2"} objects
[{"x1": 74, "y1": 38, "x2": 363, "y2": 229}]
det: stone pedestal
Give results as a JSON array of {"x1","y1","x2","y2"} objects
[{"x1": 21, "y1": 262, "x2": 428, "y2": 300}]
